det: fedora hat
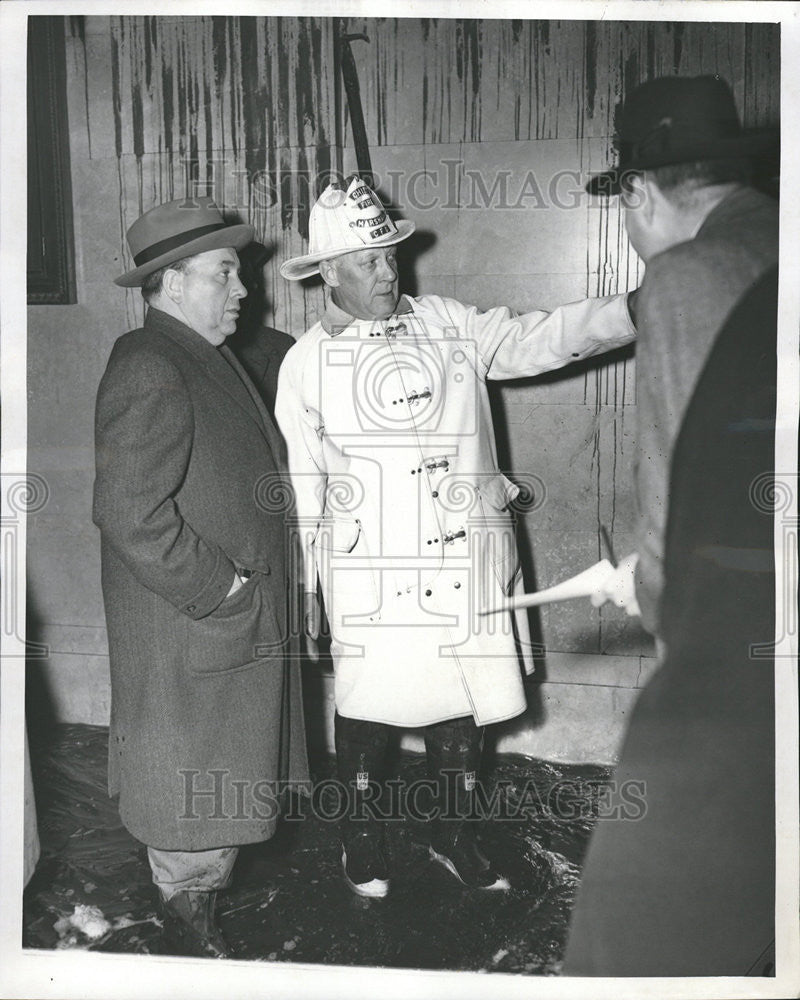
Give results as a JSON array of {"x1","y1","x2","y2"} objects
[
  {"x1": 586, "y1": 75, "x2": 778, "y2": 196},
  {"x1": 115, "y1": 197, "x2": 255, "y2": 287},
  {"x1": 280, "y1": 176, "x2": 415, "y2": 281}
]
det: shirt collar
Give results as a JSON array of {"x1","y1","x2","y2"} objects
[{"x1": 321, "y1": 294, "x2": 414, "y2": 336}]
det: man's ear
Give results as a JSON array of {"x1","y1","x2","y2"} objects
[
  {"x1": 624, "y1": 173, "x2": 652, "y2": 219},
  {"x1": 161, "y1": 266, "x2": 185, "y2": 303},
  {"x1": 641, "y1": 174, "x2": 662, "y2": 224},
  {"x1": 318, "y1": 258, "x2": 339, "y2": 288}
]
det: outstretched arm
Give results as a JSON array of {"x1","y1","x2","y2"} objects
[{"x1": 430, "y1": 291, "x2": 637, "y2": 380}]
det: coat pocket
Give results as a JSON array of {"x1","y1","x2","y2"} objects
[
  {"x1": 314, "y1": 518, "x2": 380, "y2": 626},
  {"x1": 476, "y1": 472, "x2": 520, "y2": 511},
  {"x1": 476, "y1": 477, "x2": 521, "y2": 597},
  {"x1": 312, "y1": 515, "x2": 362, "y2": 553},
  {"x1": 186, "y1": 574, "x2": 283, "y2": 676}
]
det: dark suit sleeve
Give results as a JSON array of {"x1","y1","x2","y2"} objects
[
  {"x1": 93, "y1": 340, "x2": 235, "y2": 619},
  {"x1": 632, "y1": 247, "x2": 735, "y2": 632}
]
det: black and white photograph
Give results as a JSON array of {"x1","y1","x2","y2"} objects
[{"x1": 2, "y1": 2, "x2": 798, "y2": 998}]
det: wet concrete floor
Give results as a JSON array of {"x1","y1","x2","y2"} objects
[{"x1": 24, "y1": 724, "x2": 610, "y2": 973}]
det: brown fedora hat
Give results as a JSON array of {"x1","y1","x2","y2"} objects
[
  {"x1": 587, "y1": 75, "x2": 778, "y2": 196},
  {"x1": 114, "y1": 196, "x2": 255, "y2": 287}
]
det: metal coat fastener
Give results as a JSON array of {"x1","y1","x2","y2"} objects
[{"x1": 443, "y1": 529, "x2": 466, "y2": 544}]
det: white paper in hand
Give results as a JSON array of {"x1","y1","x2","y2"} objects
[{"x1": 479, "y1": 559, "x2": 616, "y2": 615}]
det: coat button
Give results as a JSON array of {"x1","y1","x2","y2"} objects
[
  {"x1": 432, "y1": 491, "x2": 438, "y2": 498},
  {"x1": 187, "y1": 604, "x2": 196, "y2": 613},
  {"x1": 454, "y1": 582, "x2": 461, "y2": 589},
  {"x1": 425, "y1": 589, "x2": 432, "y2": 596}
]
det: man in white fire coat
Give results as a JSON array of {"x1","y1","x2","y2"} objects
[{"x1": 275, "y1": 176, "x2": 636, "y2": 897}]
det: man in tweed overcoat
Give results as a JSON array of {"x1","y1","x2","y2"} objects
[{"x1": 94, "y1": 198, "x2": 309, "y2": 958}]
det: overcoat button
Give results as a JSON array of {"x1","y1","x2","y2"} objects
[
  {"x1": 425, "y1": 589, "x2": 432, "y2": 596},
  {"x1": 454, "y1": 582, "x2": 461, "y2": 589},
  {"x1": 432, "y1": 491, "x2": 438, "y2": 498},
  {"x1": 187, "y1": 605, "x2": 196, "y2": 612}
]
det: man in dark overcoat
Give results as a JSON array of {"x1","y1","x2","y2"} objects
[
  {"x1": 564, "y1": 267, "x2": 778, "y2": 976},
  {"x1": 93, "y1": 197, "x2": 309, "y2": 958},
  {"x1": 565, "y1": 75, "x2": 778, "y2": 975},
  {"x1": 587, "y1": 75, "x2": 778, "y2": 628}
]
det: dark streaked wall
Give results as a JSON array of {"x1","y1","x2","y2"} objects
[{"x1": 26, "y1": 15, "x2": 779, "y2": 761}]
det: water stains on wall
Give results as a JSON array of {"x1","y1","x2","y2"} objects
[
  {"x1": 60, "y1": 15, "x2": 780, "y2": 659},
  {"x1": 91, "y1": 16, "x2": 338, "y2": 333},
  {"x1": 347, "y1": 19, "x2": 778, "y2": 147},
  {"x1": 83, "y1": 15, "x2": 778, "y2": 337}
]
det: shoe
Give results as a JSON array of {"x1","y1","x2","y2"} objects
[
  {"x1": 158, "y1": 889, "x2": 234, "y2": 959},
  {"x1": 429, "y1": 825, "x2": 510, "y2": 891},
  {"x1": 341, "y1": 832, "x2": 390, "y2": 898}
]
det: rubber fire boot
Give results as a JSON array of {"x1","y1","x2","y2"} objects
[
  {"x1": 424, "y1": 716, "x2": 510, "y2": 891},
  {"x1": 334, "y1": 712, "x2": 391, "y2": 898},
  {"x1": 158, "y1": 889, "x2": 233, "y2": 959}
]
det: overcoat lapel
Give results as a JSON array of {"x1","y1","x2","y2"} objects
[
  {"x1": 146, "y1": 309, "x2": 280, "y2": 460},
  {"x1": 221, "y1": 344, "x2": 287, "y2": 471}
]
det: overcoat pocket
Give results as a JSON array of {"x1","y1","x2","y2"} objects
[{"x1": 186, "y1": 574, "x2": 282, "y2": 676}]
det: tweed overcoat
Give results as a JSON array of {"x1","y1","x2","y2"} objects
[
  {"x1": 275, "y1": 292, "x2": 635, "y2": 727},
  {"x1": 632, "y1": 187, "x2": 778, "y2": 633},
  {"x1": 564, "y1": 267, "x2": 777, "y2": 977},
  {"x1": 93, "y1": 307, "x2": 309, "y2": 850}
]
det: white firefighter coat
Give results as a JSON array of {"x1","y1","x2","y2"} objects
[{"x1": 275, "y1": 293, "x2": 635, "y2": 726}]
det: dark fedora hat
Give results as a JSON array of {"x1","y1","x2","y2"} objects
[
  {"x1": 586, "y1": 75, "x2": 778, "y2": 196},
  {"x1": 114, "y1": 196, "x2": 255, "y2": 287}
]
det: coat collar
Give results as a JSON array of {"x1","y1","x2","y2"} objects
[
  {"x1": 143, "y1": 305, "x2": 218, "y2": 361},
  {"x1": 321, "y1": 294, "x2": 415, "y2": 336},
  {"x1": 695, "y1": 185, "x2": 776, "y2": 241},
  {"x1": 144, "y1": 307, "x2": 284, "y2": 466}
]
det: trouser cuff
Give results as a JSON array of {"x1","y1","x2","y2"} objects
[{"x1": 147, "y1": 846, "x2": 239, "y2": 900}]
